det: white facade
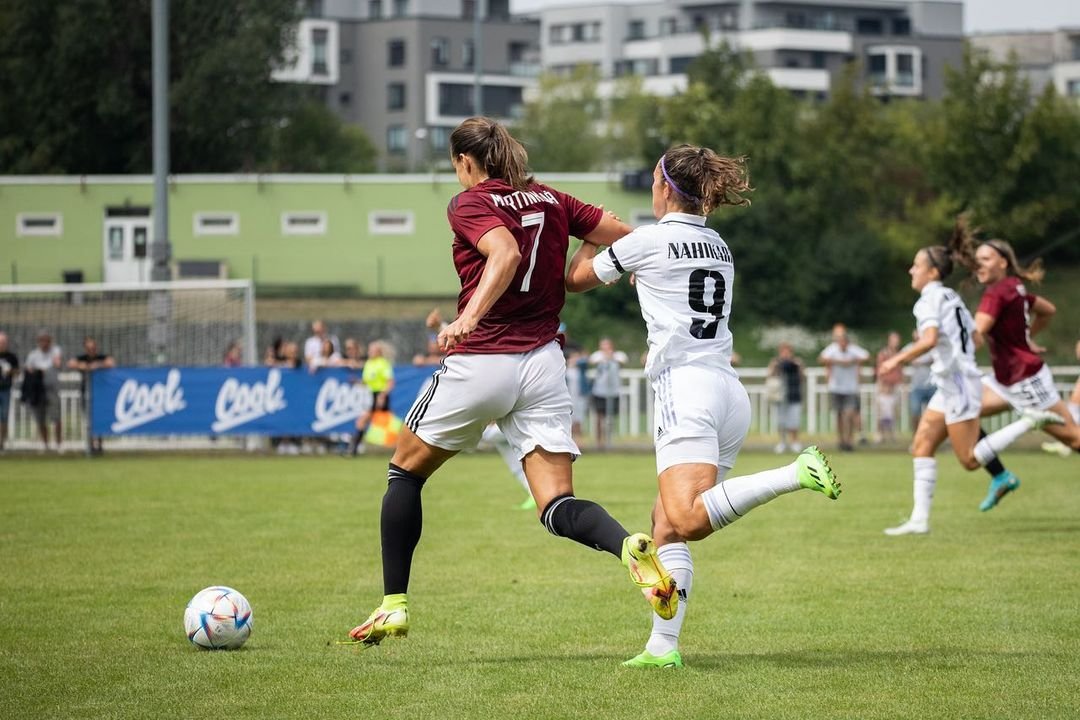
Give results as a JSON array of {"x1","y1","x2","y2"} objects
[
  {"x1": 971, "y1": 29, "x2": 1080, "y2": 100},
  {"x1": 271, "y1": 19, "x2": 340, "y2": 85}
]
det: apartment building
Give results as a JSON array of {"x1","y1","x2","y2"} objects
[
  {"x1": 970, "y1": 28, "x2": 1080, "y2": 99},
  {"x1": 275, "y1": 0, "x2": 541, "y2": 170},
  {"x1": 536, "y1": 0, "x2": 964, "y2": 100}
]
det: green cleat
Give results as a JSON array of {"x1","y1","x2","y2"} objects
[
  {"x1": 517, "y1": 495, "x2": 537, "y2": 511},
  {"x1": 622, "y1": 649, "x2": 684, "y2": 669},
  {"x1": 621, "y1": 533, "x2": 678, "y2": 620},
  {"x1": 796, "y1": 446, "x2": 841, "y2": 499},
  {"x1": 348, "y1": 604, "x2": 409, "y2": 646}
]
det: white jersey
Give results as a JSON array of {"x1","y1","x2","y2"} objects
[
  {"x1": 593, "y1": 212, "x2": 735, "y2": 380},
  {"x1": 912, "y1": 281, "x2": 980, "y2": 384}
]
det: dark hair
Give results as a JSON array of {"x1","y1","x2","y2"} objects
[
  {"x1": 943, "y1": 213, "x2": 1044, "y2": 285},
  {"x1": 660, "y1": 144, "x2": 752, "y2": 214},
  {"x1": 449, "y1": 117, "x2": 533, "y2": 191}
]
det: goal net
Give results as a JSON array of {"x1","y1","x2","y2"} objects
[
  {"x1": 1, "y1": 280, "x2": 255, "y2": 451},
  {"x1": 0, "y1": 280, "x2": 255, "y2": 367}
]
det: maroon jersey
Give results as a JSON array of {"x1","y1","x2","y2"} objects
[
  {"x1": 978, "y1": 276, "x2": 1043, "y2": 385},
  {"x1": 446, "y1": 178, "x2": 602, "y2": 354}
]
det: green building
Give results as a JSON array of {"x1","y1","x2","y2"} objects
[{"x1": 0, "y1": 174, "x2": 650, "y2": 294}]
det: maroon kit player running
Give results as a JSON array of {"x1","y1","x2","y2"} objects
[
  {"x1": 348, "y1": 117, "x2": 677, "y2": 648},
  {"x1": 957, "y1": 230, "x2": 1078, "y2": 508}
]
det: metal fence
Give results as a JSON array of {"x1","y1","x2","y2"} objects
[{"x1": 4, "y1": 366, "x2": 1078, "y2": 452}]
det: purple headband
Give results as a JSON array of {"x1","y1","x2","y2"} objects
[{"x1": 660, "y1": 155, "x2": 701, "y2": 204}]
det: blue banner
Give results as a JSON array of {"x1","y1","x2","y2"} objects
[{"x1": 90, "y1": 365, "x2": 438, "y2": 437}]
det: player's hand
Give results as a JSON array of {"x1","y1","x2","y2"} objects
[
  {"x1": 1028, "y1": 339, "x2": 1047, "y2": 354},
  {"x1": 438, "y1": 315, "x2": 477, "y2": 351},
  {"x1": 598, "y1": 204, "x2": 622, "y2": 223}
]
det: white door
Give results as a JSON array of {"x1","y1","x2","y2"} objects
[{"x1": 103, "y1": 218, "x2": 151, "y2": 283}]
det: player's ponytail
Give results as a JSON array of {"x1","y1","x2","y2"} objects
[
  {"x1": 660, "y1": 145, "x2": 751, "y2": 215},
  {"x1": 449, "y1": 117, "x2": 534, "y2": 191},
  {"x1": 946, "y1": 213, "x2": 979, "y2": 278}
]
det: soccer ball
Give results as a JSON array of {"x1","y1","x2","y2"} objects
[{"x1": 184, "y1": 586, "x2": 253, "y2": 650}]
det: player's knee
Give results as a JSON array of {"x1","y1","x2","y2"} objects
[
  {"x1": 666, "y1": 508, "x2": 709, "y2": 542},
  {"x1": 959, "y1": 455, "x2": 981, "y2": 471}
]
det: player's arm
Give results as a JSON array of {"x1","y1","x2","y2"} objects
[
  {"x1": 439, "y1": 226, "x2": 521, "y2": 351},
  {"x1": 581, "y1": 211, "x2": 633, "y2": 247},
  {"x1": 565, "y1": 241, "x2": 605, "y2": 292},
  {"x1": 880, "y1": 328, "x2": 937, "y2": 373},
  {"x1": 1028, "y1": 295, "x2": 1055, "y2": 338}
]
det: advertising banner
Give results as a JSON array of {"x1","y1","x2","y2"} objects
[{"x1": 90, "y1": 365, "x2": 438, "y2": 437}]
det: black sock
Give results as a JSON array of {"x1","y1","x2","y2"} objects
[
  {"x1": 539, "y1": 494, "x2": 628, "y2": 558},
  {"x1": 381, "y1": 463, "x2": 427, "y2": 595},
  {"x1": 348, "y1": 430, "x2": 364, "y2": 454},
  {"x1": 979, "y1": 428, "x2": 1007, "y2": 477}
]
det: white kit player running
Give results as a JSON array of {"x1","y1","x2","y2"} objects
[
  {"x1": 566, "y1": 144, "x2": 842, "y2": 669},
  {"x1": 878, "y1": 242, "x2": 1064, "y2": 536}
]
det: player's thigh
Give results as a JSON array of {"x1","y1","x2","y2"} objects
[
  {"x1": 390, "y1": 425, "x2": 459, "y2": 478},
  {"x1": 499, "y1": 342, "x2": 580, "y2": 461},
  {"x1": 1041, "y1": 400, "x2": 1080, "y2": 448},
  {"x1": 405, "y1": 354, "x2": 519, "y2": 454},
  {"x1": 912, "y1": 406, "x2": 948, "y2": 456}
]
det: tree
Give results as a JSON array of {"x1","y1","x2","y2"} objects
[
  {"x1": 0, "y1": 0, "x2": 374, "y2": 173},
  {"x1": 515, "y1": 65, "x2": 605, "y2": 171}
]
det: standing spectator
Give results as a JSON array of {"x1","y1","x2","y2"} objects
[
  {"x1": 875, "y1": 331, "x2": 904, "y2": 445},
  {"x1": 589, "y1": 337, "x2": 628, "y2": 449},
  {"x1": 24, "y1": 330, "x2": 63, "y2": 452},
  {"x1": 223, "y1": 341, "x2": 244, "y2": 367},
  {"x1": 904, "y1": 329, "x2": 935, "y2": 440},
  {"x1": 68, "y1": 336, "x2": 115, "y2": 455},
  {"x1": 818, "y1": 323, "x2": 869, "y2": 451},
  {"x1": 767, "y1": 342, "x2": 804, "y2": 453},
  {"x1": 347, "y1": 340, "x2": 396, "y2": 456},
  {"x1": 0, "y1": 332, "x2": 18, "y2": 452},
  {"x1": 339, "y1": 338, "x2": 366, "y2": 370},
  {"x1": 304, "y1": 320, "x2": 340, "y2": 367}
]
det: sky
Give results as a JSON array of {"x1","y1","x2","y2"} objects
[{"x1": 510, "y1": 0, "x2": 1080, "y2": 34}]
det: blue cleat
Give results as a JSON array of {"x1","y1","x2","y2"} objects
[{"x1": 979, "y1": 471, "x2": 1020, "y2": 512}]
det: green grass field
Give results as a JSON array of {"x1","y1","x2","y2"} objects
[{"x1": 1, "y1": 451, "x2": 1078, "y2": 719}]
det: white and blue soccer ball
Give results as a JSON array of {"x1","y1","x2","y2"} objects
[{"x1": 184, "y1": 586, "x2": 253, "y2": 650}]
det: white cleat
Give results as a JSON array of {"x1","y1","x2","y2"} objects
[
  {"x1": 884, "y1": 519, "x2": 929, "y2": 536},
  {"x1": 1022, "y1": 408, "x2": 1066, "y2": 430},
  {"x1": 1041, "y1": 441, "x2": 1072, "y2": 458}
]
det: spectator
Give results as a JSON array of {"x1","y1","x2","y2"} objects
[
  {"x1": 304, "y1": 320, "x2": 340, "y2": 367},
  {"x1": 23, "y1": 330, "x2": 63, "y2": 452},
  {"x1": 767, "y1": 341, "x2": 804, "y2": 453},
  {"x1": 223, "y1": 341, "x2": 244, "y2": 367},
  {"x1": 875, "y1": 331, "x2": 904, "y2": 445},
  {"x1": 347, "y1": 340, "x2": 396, "y2": 456},
  {"x1": 905, "y1": 328, "x2": 935, "y2": 441},
  {"x1": 818, "y1": 323, "x2": 869, "y2": 451},
  {"x1": 264, "y1": 336, "x2": 285, "y2": 366},
  {"x1": 589, "y1": 337, "x2": 628, "y2": 449},
  {"x1": 0, "y1": 332, "x2": 18, "y2": 452},
  {"x1": 279, "y1": 341, "x2": 302, "y2": 369},
  {"x1": 561, "y1": 324, "x2": 589, "y2": 446},
  {"x1": 338, "y1": 338, "x2": 366, "y2": 370},
  {"x1": 309, "y1": 338, "x2": 342, "y2": 372},
  {"x1": 68, "y1": 336, "x2": 115, "y2": 455}
]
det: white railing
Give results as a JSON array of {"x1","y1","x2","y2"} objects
[
  {"x1": 590, "y1": 365, "x2": 1080, "y2": 441},
  {"x1": 4, "y1": 366, "x2": 1078, "y2": 451}
]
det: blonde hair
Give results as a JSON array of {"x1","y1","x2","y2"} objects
[
  {"x1": 946, "y1": 213, "x2": 1044, "y2": 285},
  {"x1": 660, "y1": 144, "x2": 752, "y2": 214},
  {"x1": 449, "y1": 117, "x2": 533, "y2": 191}
]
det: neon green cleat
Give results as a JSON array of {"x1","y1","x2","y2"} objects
[
  {"x1": 796, "y1": 446, "x2": 841, "y2": 499},
  {"x1": 348, "y1": 604, "x2": 409, "y2": 646},
  {"x1": 622, "y1": 533, "x2": 678, "y2": 620},
  {"x1": 517, "y1": 495, "x2": 537, "y2": 511},
  {"x1": 622, "y1": 650, "x2": 684, "y2": 669}
]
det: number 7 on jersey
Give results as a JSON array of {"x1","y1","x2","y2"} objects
[{"x1": 519, "y1": 211, "x2": 545, "y2": 292}]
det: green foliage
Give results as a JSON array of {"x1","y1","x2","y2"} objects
[
  {"x1": 515, "y1": 66, "x2": 605, "y2": 171},
  {"x1": 3, "y1": 453, "x2": 1079, "y2": 719},
  {"x1": 530, "y1": 44, "x2": 1080, "y2": 330},
  {"x1": 0, "y1": 0, "x2": 374, "y2": 173}
]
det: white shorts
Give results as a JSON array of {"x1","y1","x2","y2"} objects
[
  {"x1": 926, "y1": 372, "x2": 983, "y2": 425},
  {"x1": 405, "y1": 341, "x2": 580, "y2": 460},
  {"x1": 981, "y1": 363, "x2": 1062, "y2": 412},
  {"x1": 653, "y1": 365, "x2": 750, "y2": 475}
]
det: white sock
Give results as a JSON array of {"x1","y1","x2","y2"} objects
[
  {"x1": 495, "y1": 440, "x2": 529, "y2": 492},
  {"x1": 701, "y1": 462, "x2": 801, "y2": 531},
  {"x1": 973, "y1": 416, "x2": 1038, "y2": 466},
  {"x1": 911, "y1": 457, "x2": 937, "y2": 525},
  {"x1": 644, "y1": 543, "x2": 693, "y2": 656}
]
